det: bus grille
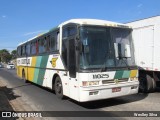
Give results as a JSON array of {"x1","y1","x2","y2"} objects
[{"x1": 102, "y1": 78, "x2": 129, "y2": 84}]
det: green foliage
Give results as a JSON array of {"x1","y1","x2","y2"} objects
[
  {"x1": 0, "y1": 49, "x2": 17, "y2": 63},
  {"x1": 11, "y1": 50, "x2": 17, "y2": 59}
]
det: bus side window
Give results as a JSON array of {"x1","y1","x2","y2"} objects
[
  {"x1": 50, "y1": 33, "x2": 56, "y2": 51},
  {"x1": 26, "y1": 43, "x2": 30, "y2": 56},
  {"x1": 36, "y1": 40, "x2": 39, "y2": 54},
  {"x1": 44, "y1": 37, "x2": 48, "y2": 52},
  {"x1": 30, "y1": 42, "x2": 33, "y2": 55},
  {"x1": 21, "y1": 45, "x2": 25, "y2": 56},
  {"x1": 31, "y1": 42, "x2": 36, "y2": 55},
  {"x1": 17, "y1": 47, "x2": 21, "y2": 57},
  {"x1": 20, "y1": 46, "x2": 23, "y2": 56},
  {"x1": 39, "y1": 39, "x2": 44, "y2": 53},
  {"x1": 47, "y1": 35, "x2": 51, "y2": 51}
]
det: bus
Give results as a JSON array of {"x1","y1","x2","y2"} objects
[{"x1": 17, "y1": 19, "x2": 139, "y2": 102}]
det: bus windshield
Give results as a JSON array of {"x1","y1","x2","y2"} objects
[{"x1": 79, "y1": 26, "x2": 135, "y2": 70}]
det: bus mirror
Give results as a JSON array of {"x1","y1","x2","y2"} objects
[
  {"x1": 124, "y1": 44, "x2": 131, "y2": 58},
  {"x1": 114, "y1": 43, "x2": 120, "y2": 59},
  {"x1": 114, "y1": 43, "x2": 131, "y2": 59}
]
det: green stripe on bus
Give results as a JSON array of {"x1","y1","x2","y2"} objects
[
  {"x1": 122, "y1": 70, "x2": 130, "y2": 78},
  {"x1": 33, "y1": 56, "x2": 42, "y2": 83},
  {"x1": 114, "y1": 70, "x2": 124, "y2": 79},
  {"x1": 37, "y1": 55, "x2": 49, "y2": 85}
]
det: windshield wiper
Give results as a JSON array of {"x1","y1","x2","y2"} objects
[{"x1": 118, "y1": 56, "x2": 130, "y2": 70}]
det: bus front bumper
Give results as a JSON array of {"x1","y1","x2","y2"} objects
[{"x1": 79, "y1": 81, "x2": 139, "y2": 102}]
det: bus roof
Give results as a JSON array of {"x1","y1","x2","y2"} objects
[
  {"x1": 59, "y1": 19, "x2": 131, "y2": 28},
  {"x1": 18, "y1": 19, "x2": 131, "y2": 46}
]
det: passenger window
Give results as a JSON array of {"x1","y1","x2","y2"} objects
[
  {"x1": 50, "y1": 31, "x2": 59, "y2": 52},
  {"x1": 17, "y1": 47, "x2": 21, "y2": 57},
  {"x1": 39, "y1": 39, "x2": 45, "y2": 53},
  {"x1": 31, "y1": 42, "x2": 36, "y2": 55},
  {"x1": 50, "y1": 34, "x2": 56, "y2": 51},
  {"x1": 26, "y1": 43, "x2": 30, "y2": 55},
  {"x1": 20, "y1": 45, "x2": 26, "y2": 56},
  {"x1": 46, "y1": 35, "x2": 50, "y2": 51}
]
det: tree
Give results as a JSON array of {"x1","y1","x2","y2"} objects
[
  {"x1": 11, "y1": 50, "x2": 17, "y2": 59},
  {"x1": 0, "y1": 49, "x2": 12, "y2": 63}
]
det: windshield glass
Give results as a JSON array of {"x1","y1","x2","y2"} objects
[
  {"x1": 111, "y1": 28, "x2": 135, "y2": 67},
  {"x1": 79, "y1": 26, "x2": 135, "y2": 70}
]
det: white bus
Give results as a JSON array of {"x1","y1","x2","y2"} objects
[{"x1": 17, "y1": 19, "x2": 139, "y2": 102}]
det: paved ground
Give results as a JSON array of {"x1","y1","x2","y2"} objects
[
  {"x1": 0, "y1": 76, "x2": 44, "y2": 120},
  {"x1": 0, "y1": 68, "x2": 160, "y2": 120}
]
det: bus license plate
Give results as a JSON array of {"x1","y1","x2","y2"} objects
[{"x1": 112, "y1": 87, "x2": 121, "y2": 93}]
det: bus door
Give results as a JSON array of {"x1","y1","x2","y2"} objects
[{"x1": 62, "y1": 25, "x2": 79, "y2": 100}]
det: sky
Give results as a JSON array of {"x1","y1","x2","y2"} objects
[{"x1": 0, "y1": 0, "x2": 160, "y2": 51}]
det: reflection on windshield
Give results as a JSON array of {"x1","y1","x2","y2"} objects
[
  {"x1": 111, "y1": 28, "x2": 135, "y2": 67},
  {"x1": 79, "y1": 26, "x2": 135, "y2": 70}
]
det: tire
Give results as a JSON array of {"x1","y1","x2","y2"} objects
[
  {"x1": 54, "y1": 77, "x2": 64, "y2": 99},
  {"x1": 150, "y1": 76, "x2": 156, "y2": 92},
  {"x1": 146, "y1": 74, "x2": 154, "y2": 92},
  {"x1": 139, "y1": 74, "x2": 148, "y2": 93},
  {"x1": 139, "y1": 74, "x2": 155, "y2": 93}
]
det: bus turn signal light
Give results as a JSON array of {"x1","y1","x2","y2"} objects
[{"x1": 82, "y1": 81, "x2": 99, "y2": 86}]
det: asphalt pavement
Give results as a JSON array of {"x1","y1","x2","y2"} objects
[{"x1": 0, "y1": 68, "x2": 160, "y2": 120}]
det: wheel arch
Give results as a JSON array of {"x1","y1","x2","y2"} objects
[{"x1": 22, "y1": 68, "x2": 25, "y2": 77}]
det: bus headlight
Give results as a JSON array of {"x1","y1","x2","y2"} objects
[
  {"x1": 82, "y1": 81, "x2": 99, "y2": 86},
  {"x1": 130, "y1": 77, "x2": 138, "y2": 81}
]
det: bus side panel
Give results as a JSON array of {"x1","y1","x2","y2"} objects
[
  {"x1": 17, "y1": 65, "x2": 27, "y2": 79},
  {"x1": 28, "y1": 55, "x2": 49, "y2": 85},
  {"x1": 42, "y1": 55, "x2": 54, "y2": 88},
  {"x1": 27, "y1": 67, "x2": 35, "y2": 81},
  {"x1": 27, "y1": 57, "x2": 36, "y2": 82},
  {"x1": 36, "y1": 55, "x2": 49, "y2": 85},
  {"x1": 32, "y1": 56, "x2": 42, "y2": 84},
  {"x1": 17, "y1": 66, "x2": 21, "y2": 77}
]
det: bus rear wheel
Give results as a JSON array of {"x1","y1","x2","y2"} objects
[{"x1": 54, "y1": 77, "x2": 64, "y2": 99}]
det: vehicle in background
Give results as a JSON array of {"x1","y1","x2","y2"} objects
[
  {"x1": 17, "y1": 19, "x2": 139, "y2": 102},
  {"x1": 0, "y1": 63, "x2": 3, "y2": 68},
  {"x1": 7, "y1": 63, "x2": 15, "y2": 69},
  {"x1": 127, "y1": 16, "x2": 160, "y2": 92}
]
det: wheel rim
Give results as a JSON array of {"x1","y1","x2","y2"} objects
[{"x1": 56, "y1": 80, "x2": 62, "y2": 94}]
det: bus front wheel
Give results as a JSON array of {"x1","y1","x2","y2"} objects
[{"x1": 54, "y1": 77, "x2": 64, "y2": 99}]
